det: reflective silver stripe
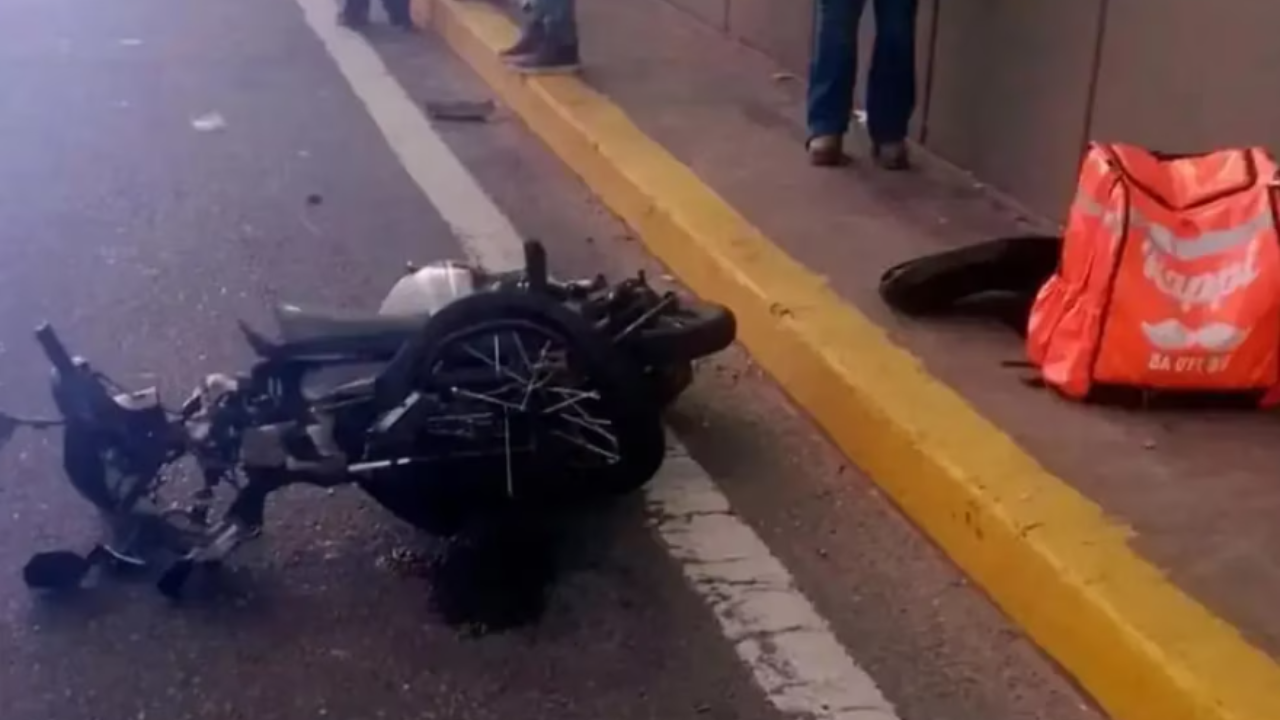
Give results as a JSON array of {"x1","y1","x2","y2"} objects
[{"x1": 1072, "y1": 189, "x2": 1271, "y2": 261}]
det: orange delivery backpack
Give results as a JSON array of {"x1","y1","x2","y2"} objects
[{"x1": 1027, "y1": 142, "x2": 1280, "y2": 404}]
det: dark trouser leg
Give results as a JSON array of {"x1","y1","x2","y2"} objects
[
  {"x1": 341, "y1": 0, "x2": 371, "y2": 24},
  {"x1": 382, "y1": 0, "x2": 412, "y2": 27},
  {"x1": 865, "y1": 0, "x2": 918, "y2": 145},
  {"x1": 540, "y1": 0, "x2": 578, "y2": 48},
  {"x1": 806, "y1": 0, "x2": 866, "y2": 139}
]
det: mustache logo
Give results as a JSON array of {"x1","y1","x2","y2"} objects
[{"x1": 1141, "y1": 320, "x2": 1250, "y2": 352}]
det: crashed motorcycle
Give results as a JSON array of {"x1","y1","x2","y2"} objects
[{"x1": 6, "y1": 241, "x2": 735, "y2": 599}]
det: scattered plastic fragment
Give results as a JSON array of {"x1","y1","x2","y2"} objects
[
  {"x1": 424, "y1": 99, "x2": 496, "y2": 123},
  {"x1": 191, "y1": 112, "x2": 227, "y2": 133}
]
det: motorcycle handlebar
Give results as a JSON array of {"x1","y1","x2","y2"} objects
[
  {"x1": 35, "y1": 324, "x2": 77, "y2": 377},
  {"x1": 35, "y1": 324, "x2": 123, "y2": 427}
]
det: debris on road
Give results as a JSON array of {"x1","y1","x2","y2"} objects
[
  {"x1": 423, "y1": 99, "x2": 496, "y2": 123},
  {"x1": 190, "y1": 112, "x2": 227, "y2": 132}
]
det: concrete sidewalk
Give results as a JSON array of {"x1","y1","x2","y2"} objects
[{"x1": 418, "y1": 0, "x2": 1280, "y2": 718}]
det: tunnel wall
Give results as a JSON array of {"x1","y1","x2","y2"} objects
[{"x1": 662, "y1": 0, "x2": 1280, "y2": 222}]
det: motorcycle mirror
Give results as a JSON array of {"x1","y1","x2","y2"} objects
[{"x1": 22, "y1": 550, "x2": 93, "y2": 591}]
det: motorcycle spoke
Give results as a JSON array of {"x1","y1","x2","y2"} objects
[
  {"x1": 563, "y1": 401, "x2": 615, "y2": 433},
  {"x1": 503, "y1": 407, "x2": 514, "y2": 497},
  {"x1": 451, "y1": 387, "x2": 525, "y2": 411},
  {"x1": 539, "y1": 386, "x2": 601, "y2": 415},
  {"x1": 492, "y1": 334, "x2": 502, "y2": 380},
  {"x1": 511, "y1": 330, "x2": 534, "y2": 376},
  {"x1": 555, "y1": 412, "x2": 618, "y2": 448},
  {"x1": 549, "y1": 428, "x2": 621, "y2": 463},
  {"x1": 459, "y1": 340, "x2": 528, "y2": 386},
  {"x1": 519, "y1": 340, "x2": 558, "y2": 408}
]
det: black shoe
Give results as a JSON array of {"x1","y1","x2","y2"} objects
[{"x1": 506, "y1": 42, "x2": 580, "y2": 74}]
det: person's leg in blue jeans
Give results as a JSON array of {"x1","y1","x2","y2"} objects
[
  {"x1": 866, "y1": 0, "x2": 918, "y2": 168},
  {"x1": 805, "y1": 0, "x2": 918, "y2": 169},
  {"x1": 501, "y1": 0, "x2": 580, "y2": 73},
  {"x1": 339, "y1": 0, "x2": 412, "y2": 29},
  {"x1": 806, "y1": 0, "x2": 865, "y2": 166}
]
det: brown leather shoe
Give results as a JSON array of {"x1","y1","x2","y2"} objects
[
  {"x1": 873, "y1": 141, "x2": 910, "y2": 171},
  {"x1": 806, "y1": 135, "x2": 847, "y2": 167}
]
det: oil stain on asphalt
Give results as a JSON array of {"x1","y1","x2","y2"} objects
[{"x1": 384, "y1": 509, "x2": 561, "y2": 636}]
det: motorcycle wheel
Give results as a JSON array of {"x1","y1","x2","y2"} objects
[
  {"x1": 624, "y1": 299, "x2": 736, "y2": 365},
  {"x1": 360, "y1": 291, "x2": 666, "y2": 533},
  {"x1": 878, "y1": 235, "x2": 1061, "y2": 316}
]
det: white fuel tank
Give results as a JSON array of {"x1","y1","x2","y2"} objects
[{"x1": 378, "y1": 261, "x2": 479, "y2": 317}]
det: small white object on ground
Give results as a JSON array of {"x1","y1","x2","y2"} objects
[
  {"x1": 191, "y1": 112, "x2": 227, "y2": 132},
  {"x1": 118, "y1": 38, "x2": 143, "y2": 47}
]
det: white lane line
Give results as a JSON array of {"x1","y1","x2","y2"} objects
[
  {"x1": 293, "y1": 0, "x2": 526, "y2": 272},
  {"x1": 652, "y1": 448, "x2": 897, "y2": 720},
  {"x1": 294, "y1": 5, "x2": 899, "y2": 719}
]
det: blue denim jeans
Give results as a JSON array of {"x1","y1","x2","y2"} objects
[
  {"x1": 528, "y1": 0, "x2": 578, "y2": 47},
  {"x1": 343, "y1": 0, "x2": 410, "y2": 25},
  {"x1": 806, "y1": 0, "x2": 918, "y2": 144}
]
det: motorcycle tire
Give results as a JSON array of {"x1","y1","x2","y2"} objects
[
  {"x1": 878, "y1": 235, "x2": 1061, "y2": 317},
  {"x1": 647, "y1": 361, "x2": 693, "y2": 410},
  {"x1": 624, "y1": 299, "x2": 736, "y2": 365},
  {"x1": 361, "y1": 291, "x2": 667, "y2": 533}
]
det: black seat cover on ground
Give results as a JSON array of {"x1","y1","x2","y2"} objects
[{"x1": 878, "y1": 235, "x2": 1061, "y2": 333}]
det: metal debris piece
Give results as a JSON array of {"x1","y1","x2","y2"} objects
[{"x1": 423, "y1": 99, "x2": 496, "y2": 123}]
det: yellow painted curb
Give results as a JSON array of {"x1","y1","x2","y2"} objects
[{"x1": 417, "y1": 1, "x2": 1280, "y2": 718}]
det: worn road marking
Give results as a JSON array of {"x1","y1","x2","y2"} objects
[
  {"x1": 294, "y1": 3, "x2": 900, "y2": 718},
  {"x1": 650, "y1": 449, "x2": 898, "y2": 720},
  {"x1": 293, "y1": 0, "x2": 525, "y2": 271}
]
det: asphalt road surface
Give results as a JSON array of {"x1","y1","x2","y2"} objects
[{"x1": 0, "y1": 1, "x2": 1107, "y2": 719}]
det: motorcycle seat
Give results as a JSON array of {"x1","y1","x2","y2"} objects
[
  {"x1": 239, "y1": 305, "x2": 429, "y2": 361},
  {"x1": 275, "y1": 304, "x2": 429, "y2": 344}
]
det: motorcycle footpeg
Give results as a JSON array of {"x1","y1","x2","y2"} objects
[{"x1": 91, "y1": 543, "x2": 148, "y2": 570}]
